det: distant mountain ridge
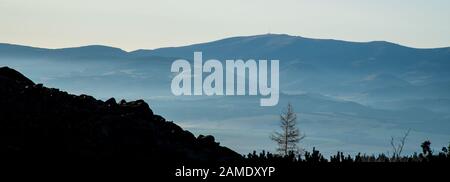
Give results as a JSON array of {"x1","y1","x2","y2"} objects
[
  {"x1": 2, "y1": 33, "x2": 449, "y2": 58},
  {"x1": 0, "y1": 43, "x2": 128, "y2": 59},
  {"x1": 2, "y1": 33, "x2": 449, "y2": 74},
  {"x1": 1, "y1": 33, "x2": 450, "y2": 102}
]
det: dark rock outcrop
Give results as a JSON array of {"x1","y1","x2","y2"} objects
[
  {"x1": 0, "y1": 67, "x2": 34, "y2": 86},
  {"x1": 0, "y1": 66, "x2": 240, "y2": 163}
]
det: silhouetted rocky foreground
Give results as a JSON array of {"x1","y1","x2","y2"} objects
[
  {"x1": 0, "y1": 67, "x2": 240, "y2": 164},
  {"x1": 0, "y1": 67, "x2": 448, "y2": 179}
]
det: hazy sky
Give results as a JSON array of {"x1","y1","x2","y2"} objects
[{"x1": 1, "y1": 0, "x2": 449, "y2": 51}]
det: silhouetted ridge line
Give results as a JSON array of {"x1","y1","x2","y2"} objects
[
  {"x1": 0, "y1": 67, "x2": 34, "y2": 86},
  {"x1": 0, "y1": 66, "x2": 240, "y2": 163}
]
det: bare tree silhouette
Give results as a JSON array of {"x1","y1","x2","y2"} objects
[
  {"x1": 390, "y1": 129, "x2": 410, "y2": 159},
  {"x1": 271, "y1": 103, "x2": 305, "y2": 156}
]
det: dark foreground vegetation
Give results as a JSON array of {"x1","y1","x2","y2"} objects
[{"x1": 245, "y1": 141, "x2": 450, "y2": 164}]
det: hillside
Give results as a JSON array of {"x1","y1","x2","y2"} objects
[{"x1": 0, "y1": 66, "x2": 240, "y2": 162}]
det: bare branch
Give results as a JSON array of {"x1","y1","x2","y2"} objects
[
  {"x1": 397, "y1": 129, "x2": 411, "y2": 157},
  {"x1": 390, "y1": 129, "x2": 411, "y2": 159}
]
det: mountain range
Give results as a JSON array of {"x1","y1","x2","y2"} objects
[{"x1": 1, "y1": 34, "x2": 449, "y2": 156}]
